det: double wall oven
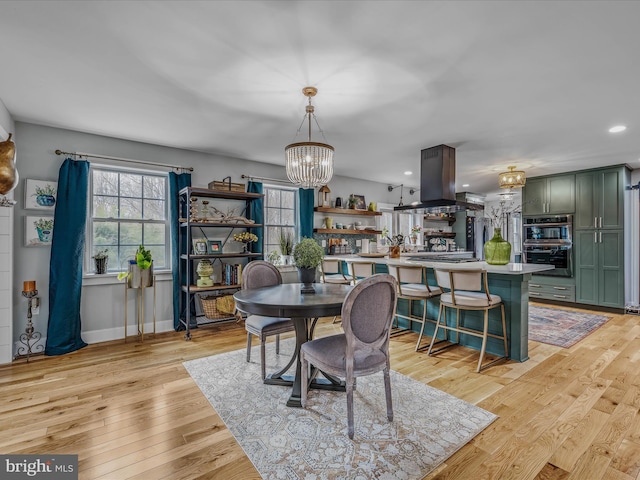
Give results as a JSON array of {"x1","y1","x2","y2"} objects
[{"x1": 522, "y1": 215, "x2": 573, "y2": 277}]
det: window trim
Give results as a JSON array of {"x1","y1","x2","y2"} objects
[{"x1": 85, "y1": 164, "x2": 171, "y2": 276}]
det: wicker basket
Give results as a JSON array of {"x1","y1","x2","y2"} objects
[{"x1": 198, "y1": 294, "x2": 237, "y2": 320}]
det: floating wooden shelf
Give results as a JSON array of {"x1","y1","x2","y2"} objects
[
  {"x1": 182, "y1": 284, "x2": 241, "y2": 293},
  {"x1": 424, "y1": 232, "x2": 456, "y2": 238},
  {"x1": 423, "y1": 214, "x2": 456, "y2": 224},
  {"x1": 314, "y1": 228, "x2": 381, "y2": 235},
  {"x1": 180, "y1": 253, "x2": 262, "y2": 260},
  {"x1": 314, "y1": 207, "x2": 382, "y2": 216}
]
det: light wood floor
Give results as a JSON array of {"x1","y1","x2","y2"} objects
[{"x1": 1, "y1": 303, "x2": 639, "y2": 480}]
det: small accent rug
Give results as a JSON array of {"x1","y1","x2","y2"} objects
[
  {"x1": 529, "y1": 305, "x2": 611, "y2": 348},
  {"x1": 184, "y1": 339, "x2": 497, "y2": 479}
]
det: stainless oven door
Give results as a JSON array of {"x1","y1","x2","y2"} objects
[{"x1": 523, "y1": 243, "x2": 573, "y2": 277}]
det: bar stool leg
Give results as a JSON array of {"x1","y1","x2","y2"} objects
[{"x1": 477, "y1": 309, "x2": 490, "y2": 373}]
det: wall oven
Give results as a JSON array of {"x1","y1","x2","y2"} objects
[{"x1": 523, "y1": 215, "x2": 573, "y2": 277}]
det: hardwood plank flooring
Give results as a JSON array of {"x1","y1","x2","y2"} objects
[{"x1": 0, "y1": 303, "x2": 638, "y2": 479}]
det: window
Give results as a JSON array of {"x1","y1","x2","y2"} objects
[
  {"x1": 87, "y1": 166, "x2": 170, "y2": 273},
  {"x1": 263, "y1": 185, "x2": 298, "y2": 255}
]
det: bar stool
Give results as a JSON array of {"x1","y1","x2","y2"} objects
[
  {"x1": 387, "y1": 264, "x2": 442, "y2": 351},
  {"x1": 321, "y1": 258, "x2": 351, "y2": 323},
  {"x1": 346, "y1": 260, "x2": 377, "y2": 285},
  {"x1": 427, "y1": 268, "x2": 508, "y2": 372},
  {"x1": 320, "y1": 258, "x2": 351, "y2": 285}
]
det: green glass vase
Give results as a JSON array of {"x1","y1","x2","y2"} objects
[{"x1": 484, "y1": 228, "x2": 511, "y2": 265}]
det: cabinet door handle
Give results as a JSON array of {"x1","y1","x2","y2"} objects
[
  {"x1": 530, "y1": 292, "x2": 541, "y2": 296},
  {"x1": 599, "y1": 217, "x2": 602, "y2": 228},
  {"x1": 530, "y1": 284, "x2": 541, "y2": 288},
  {"x1": 599, "y1": 231, "x2": 602, "y2": 243},
  {"x1": 552, "y1": 286, "x2": 567, "y2": 290},
  {"x1": 594, "y1": 217, "x2": 598, "y2": 228},
  {"x1": 594, "y1": 231, "x2": 597, "y2": 243},
  {"x1": 553, "y1": 294, "x2": 568, "y2": 299}
]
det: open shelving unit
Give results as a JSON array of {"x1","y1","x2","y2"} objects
[{"x1": 178, "y1": 186, "x2": 264, "y2": 340}]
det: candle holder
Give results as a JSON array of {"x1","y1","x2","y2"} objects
[{"x1": 18, "y1": 290, "x2": 44, "y2": 362}]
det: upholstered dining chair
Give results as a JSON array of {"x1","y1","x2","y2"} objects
[
  {"x1": 387, "y1": 264, "x2": 443, "y2": 351},
  {"x1": 242, "y1": 261, "x2": 295, "y2": 379},
  {"x1": 346, "y1": 259, "x2": 377, "y2": 285},
  {"x1": 300, "y1": 274, "x2": 398, "y2": 439},
  {"x1": 427, "y1": 268, "x2": 508, "y2": 372}
]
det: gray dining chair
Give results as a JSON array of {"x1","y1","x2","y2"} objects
[
  {"x1": 300, "y1": 274, "x2": 398, "y2": 439},
  {"x1": 242, "y1": 261, "x2": 295, "y2": 380}
]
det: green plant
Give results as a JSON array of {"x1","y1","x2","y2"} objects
[
  {"x1": 92, "y1": 249, "x2": 109, "y2": 259},
  {"x1": 267, "y1": 250, "x2": 282, "y2": 265},
  {"x1": 278, "y1": 231, "x2": 294, "y2": 255},
  {"x1": 135, "y1": 244, "x2": 152, "y2": 270},
  {"x1": 33, "y1": 218, "x2": 53, "y2": 231},
  {"x1": 33, "y1": 184, "x2": 56, "y2": 197},
  {"x1": 347, "y1": 194, "x2": 358, "y2": 208},
  {"x1": 233, "y1": 232, "x2": 258, "y2": 243},
  {"x1": 292, "y1": 238, "x2": 324, "y2": 269}
]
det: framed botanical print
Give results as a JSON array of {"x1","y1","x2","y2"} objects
[
  {"x1": 25, "y1": 215, "x2": 54, "y2": 247},
  {"x1": 192, "y1": 238, "x2": 208, "y2": 255},
  {"x1": 208, "y1": 240, "x2": 222, "y2": 253},
  {"x1": 24, "y1": 179, "x2": 58, "y2": 210}
]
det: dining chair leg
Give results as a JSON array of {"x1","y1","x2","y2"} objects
[
  {"x1": 346, "y1": 374, "x2": 355, "y2": 439},
  {"x1": 246, "y1": 333, "x2": 252, "y2": 362},
  {"x1": 383, "y1": 366, "x2": 393, "y2": 422},
  {"x1": 260, "y1": 338, "x2": 267, "y2": 380},
  {"x1": 300, "y1": 351, "x2": 308, "y2": 408}
]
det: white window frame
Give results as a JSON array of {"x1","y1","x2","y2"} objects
[
  {"x1": 263, "y1": 184, "x2": 299, "y2": 256},
  {"x1": 85, "y1": 164, "x2": 171, "y2": 274}
]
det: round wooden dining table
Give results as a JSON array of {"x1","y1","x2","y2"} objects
[{"x1": 234, "y1": 282, "x2": 352, "y2": 407}]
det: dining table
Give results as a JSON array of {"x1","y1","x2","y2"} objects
[{"x1": 234, "y1": 282, "x2": 352, "y2": 407}]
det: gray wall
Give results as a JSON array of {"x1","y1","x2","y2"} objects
[{"x1": 11, "y1": 121, "x2": 397, "y2": 347}]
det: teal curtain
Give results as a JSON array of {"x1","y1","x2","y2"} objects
[
  {"x1": 169, "y1": 172, "x2": 191, "y2": 330},
  {"x1": 248, "y1": 181, "x2": 263, "y2": 254},
  {"x1": 299, "y1": 188, "x2": 314, "y2": 238},
  {"x1": 45, "y1": 159, "x2": 90, "y2": 356}
]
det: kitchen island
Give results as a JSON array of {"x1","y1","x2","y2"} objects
[{"x1": 331, "y1": 254, "x2": 554, "y2": 362}]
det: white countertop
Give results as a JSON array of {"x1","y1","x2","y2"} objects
[{"x1": 327, "y1": 254, "x2": 554, "y2": 276}]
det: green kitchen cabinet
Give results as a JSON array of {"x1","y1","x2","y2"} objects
[
  {"x1": 522, "y1": 174, "x2": 575, "y2": 215},
  {"x1": 575, "y1": 229, "x2": 625, "y2": 308},
  {"x1": 575, "y1": 167, "x2": 626, "y2": 230}
]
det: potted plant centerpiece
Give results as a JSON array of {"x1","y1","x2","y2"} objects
[
  {"x1": 92, "y1": 249, "x2": 109, "y2": 274},
  {"x1": 292, "y1": 237, "x2": 325, "y2": 293}
]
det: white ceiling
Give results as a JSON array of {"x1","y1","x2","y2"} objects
[{"x1": 1, "y1": 1, "x2": 639, "y2": 200}]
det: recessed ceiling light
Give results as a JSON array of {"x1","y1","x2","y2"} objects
[
  {"x1": 462, "y1": 184, "x2": 470, "y2": 188},
  {"x1": 404, "y1": 171, "x2": 412, "y2": 175},
  {"x1": 609, "y1": 125, "x2": 627, "y2": 133}
]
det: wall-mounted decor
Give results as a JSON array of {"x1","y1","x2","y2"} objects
[
  {"x1": 208, "y1": 240, "x2": 222, "y2": 253},
  {"x1": 25, "y1": 215, "x2": 54, "y2": 247},
  {"x1": 24, "y1": 179, "x2": 57, "y2": 210}
]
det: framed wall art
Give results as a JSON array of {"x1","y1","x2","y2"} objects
[
  {"x1": 25, "y1": 215, "x2": 54, "y2": 247},
  {"x1": 24, "y1": 179, "x2": 58, "y2": 210},
  {"x1": 208, "y1": 240, "x2": 222, "y2": 253}
]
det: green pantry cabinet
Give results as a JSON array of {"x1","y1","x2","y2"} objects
[
  {"x1": 525, "y1": 165, "x2": 629, "y2": 309},
  {"x1": 574, "y1": 167, "x2": 628, "y2": 308},
  {"x1": 522, "y1": 173, "x2": 575, "y2": 215}
]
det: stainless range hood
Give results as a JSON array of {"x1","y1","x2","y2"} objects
[{"x1": 394, "y1": 144, "x2": 484, "y2": 213}]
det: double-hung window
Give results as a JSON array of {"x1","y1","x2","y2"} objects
[
  {"x1": 87, "y1": 166, "x2": 170, "y2": 273},
  {"x1": 263, "y1": 185, "x2": 298, "y2": 255}
]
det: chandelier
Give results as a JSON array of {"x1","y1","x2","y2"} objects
[
  {"x1": 498, "y1": 166, "x2": 526, "y2": 189},
  {"x1": 285, "y1": 86, "x2": 334, "y2": 189}
]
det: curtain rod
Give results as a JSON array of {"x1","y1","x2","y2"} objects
[
  {"x1": 54, "y1": 149, "x2": 194, "y2": 172},
  {"x1": 241, "y1": 174, "x2": 294, "y2": 185}
]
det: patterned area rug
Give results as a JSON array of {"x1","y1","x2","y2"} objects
[
  {"x1": 184, "y1": 339, "x2": 497, "y2": 479},
  {"x1": 529, "y1": 305, "x2": 611, "y2": 348}
]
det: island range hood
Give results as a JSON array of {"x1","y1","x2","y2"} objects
[{"x1": 394, "y1": 144, "x2": 484, "y2": 214}]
